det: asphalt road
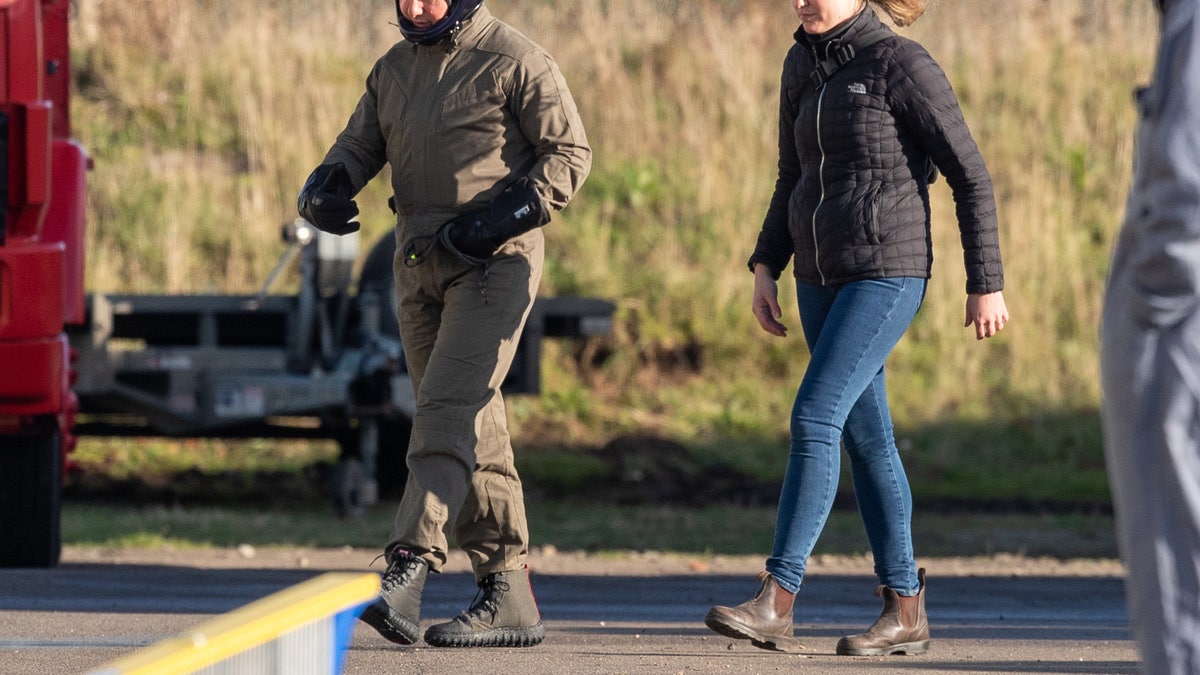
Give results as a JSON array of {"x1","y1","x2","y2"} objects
[{"x1": 0, "y1": 547, "x2": 1138, "y2": 674}]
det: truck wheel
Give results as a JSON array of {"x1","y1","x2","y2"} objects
[{"x1": 0, "y1": 427, "x2": 63, "y2": 568}]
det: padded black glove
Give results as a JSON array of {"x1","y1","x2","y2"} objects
[
  {"x1": 440, "y1": 178, "x2": 550, "y2": 263},
  {"x1": 297, "y1": 162, "x2": 360, "y2": 235}
]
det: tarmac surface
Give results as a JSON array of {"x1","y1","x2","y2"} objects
[{"x1": 0, "y1": 546, "x2": 1137, "y2": 674}]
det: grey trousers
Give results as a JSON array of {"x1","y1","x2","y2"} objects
[
  {"x1": 387, "y1": 229, "x2": 543, "y2": 580},
  {"x1": 1102, "y1": 293, "x2": 1200, "y2": 675},
  {"x1": 1100, "y1": 4, "x2": 1200, "y2": 672}
]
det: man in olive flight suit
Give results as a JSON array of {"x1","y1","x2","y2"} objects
[{"x1": 297, "y1": 0, "x2": 590, "y2": 648}]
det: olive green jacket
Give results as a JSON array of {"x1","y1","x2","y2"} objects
[{"x1": 322, "y1": 6, "x2": 591, "y2": 238}]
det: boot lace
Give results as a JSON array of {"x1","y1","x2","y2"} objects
[
  {"x1": 463, "y1": 574, "x2": 510, "y2": 622},
  {"x1": 376, "y1": 551, "x2": 424, "y2": 593}
]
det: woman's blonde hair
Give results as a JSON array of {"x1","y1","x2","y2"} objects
[{"x1": 869, "y1": 0, "x2": 929, "y2": 27}]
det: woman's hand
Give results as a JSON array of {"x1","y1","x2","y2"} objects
[
  {"x1": 753, "y1": 264, "x2": 788, "y2": 337},
  {"x1": 965, "y1": 291, "x2": 1009, "y2": 340}
]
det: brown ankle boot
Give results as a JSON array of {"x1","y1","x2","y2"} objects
[
  {"x1": 836, "y1": 567, "x2": 930, "y2": 656},
  {"x1": 704, "y1": 571, "x2": 798, "y2": 652}
]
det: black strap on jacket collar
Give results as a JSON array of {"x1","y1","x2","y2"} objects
[
  {"x1": 808, "y1": 27, "x2": 891, "y2": 91},
  {"x1": 396, "y1": 0, "x2": 484, "y2": 46}
]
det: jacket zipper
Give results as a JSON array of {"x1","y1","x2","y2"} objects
[
  {"x1": 414, "y1": 44, "x2": 450, "y2": 217},
  {"x1": 811, "y1": 83, "x2": 828, "y2": 286}
]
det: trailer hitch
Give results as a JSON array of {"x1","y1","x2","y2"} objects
[{"x1": 244, "y1": 218, "x2": 317, "y2": 309}]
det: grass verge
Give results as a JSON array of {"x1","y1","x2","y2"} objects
[{"x1": 62, "y1": 499, "x2": 1118, "y2": 560}]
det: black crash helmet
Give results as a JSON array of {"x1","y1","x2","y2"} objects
[{"x1": 395, "y1": 0, "x2": 485, "y2": 45}]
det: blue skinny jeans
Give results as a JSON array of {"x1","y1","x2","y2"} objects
[{"x1": 765, "y1": 277, "x2": 926, "y2": 596}]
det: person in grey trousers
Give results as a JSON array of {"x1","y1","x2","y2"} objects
[{"x1": 1100, "y1": 1, "x2": 1200, "y2": 673}]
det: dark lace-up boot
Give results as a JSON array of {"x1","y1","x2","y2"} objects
[
  {"x1": 424, "y1": 567, "x2": 545, "y2": 648},
  {"x1": 836, "y1": 567, "x2": 930, "y2": 656},
  {"x1": 359, "y1": 548, "x2": 429, "y2": 645},
  {"x1": 704, "y1": 571, "x2": 798, "y2": 652}
]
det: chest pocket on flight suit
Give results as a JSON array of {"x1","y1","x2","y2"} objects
[{"x1": 438, "y1": 71, "x2": 507, "y2": 173}]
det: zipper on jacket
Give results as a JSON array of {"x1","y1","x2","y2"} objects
[
  {"x1": 413, "y1": 44, "x2": 451, "y2": 218},
  {"x1": 811, "y1": 83, "x2": 829, "y2": 286}
]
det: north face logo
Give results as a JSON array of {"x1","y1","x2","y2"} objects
[{"x1": 848, "y1": 82, "x2": 867, "y2": 95}]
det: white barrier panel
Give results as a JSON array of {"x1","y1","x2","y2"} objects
[{"x1": 88, "y1": 572, "x2": 379, "y2": 675}]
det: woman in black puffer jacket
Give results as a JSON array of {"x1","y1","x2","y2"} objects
[{"x1": 706, "y1": 0, "x2": 1010, "y2": 657}]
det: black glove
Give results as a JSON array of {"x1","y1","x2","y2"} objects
[
  {"x1": 440, "y1": 178, "x2": 550, "y2": 263},
  {"x1": 297, "y1": 163, "x2": 360, "y2": 235}
]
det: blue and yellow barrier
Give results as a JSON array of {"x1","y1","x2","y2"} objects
[{"x1": 88, "y1": 572, "x2": 379, "y2": 675}]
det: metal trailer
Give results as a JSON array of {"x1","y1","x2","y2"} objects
[{"x1": 70, "y1": 223, "x2": 614, "y2": 521}]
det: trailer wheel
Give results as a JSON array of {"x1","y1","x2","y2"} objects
[
  {"x1": 357, "y1": 233, "x2": 411, "y2": 496},
  {"x1": 373, "y1": 417, "x2": 412, "y2": 497},
  {"x1": 0, "y1": 427, "x2": 63, "y2": 568},
  {"x1": 332, "y1": 414, "x2": 410, "y2": 518},
  {"x1": 332, "y1": 457, "x2": 374, "y2": 520}
]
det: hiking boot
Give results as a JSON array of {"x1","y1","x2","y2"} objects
[
  {"x1": 424, "y1": 567, "x2": 545, "y2": 648},
  {"x1": 359, "y1": 548, "x2": 429, "y2": 645},
  {"x1": 704, "y1": 571, "x2": 799, "y2": 652},
  {"x1": 836, "y1": 567, "x2": 930, "y2": 656}
]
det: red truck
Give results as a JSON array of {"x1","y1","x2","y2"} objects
[
  {"x1": 0, "y1": 0, "x2": 612, "y2": 568},
  {"x1": 0, "y1": 0, "x2": 85, "y2": 569}
]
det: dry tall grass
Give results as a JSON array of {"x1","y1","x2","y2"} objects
[{"x1": 72, "y1": 0, "x2": 1160, "y2": 445}]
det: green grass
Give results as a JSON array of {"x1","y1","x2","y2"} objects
[
  {"x1": 67, "y1": 400, "x2": 1110, "y2": 520},
  {"x1": 69, "y1": 437, "x2": 338, "y2": 479},
  {"x1": 68, "y1": 405, "x2": 1111, "y2": 514},
  {"x1": 63, "y1": 411, "x2": 1117, "y2": 559},
  {"x1": 62, "y1": 499, "x2": 1118, "y2": 559}
]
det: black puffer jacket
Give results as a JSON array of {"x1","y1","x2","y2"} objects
[{"x1": 748, "y1": 7, "x2": 1004, "y2": 295}]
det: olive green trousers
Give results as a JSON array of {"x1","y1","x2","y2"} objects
[{"x1": 387, "y1": 230, "x2": 543, "y2": 579}]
